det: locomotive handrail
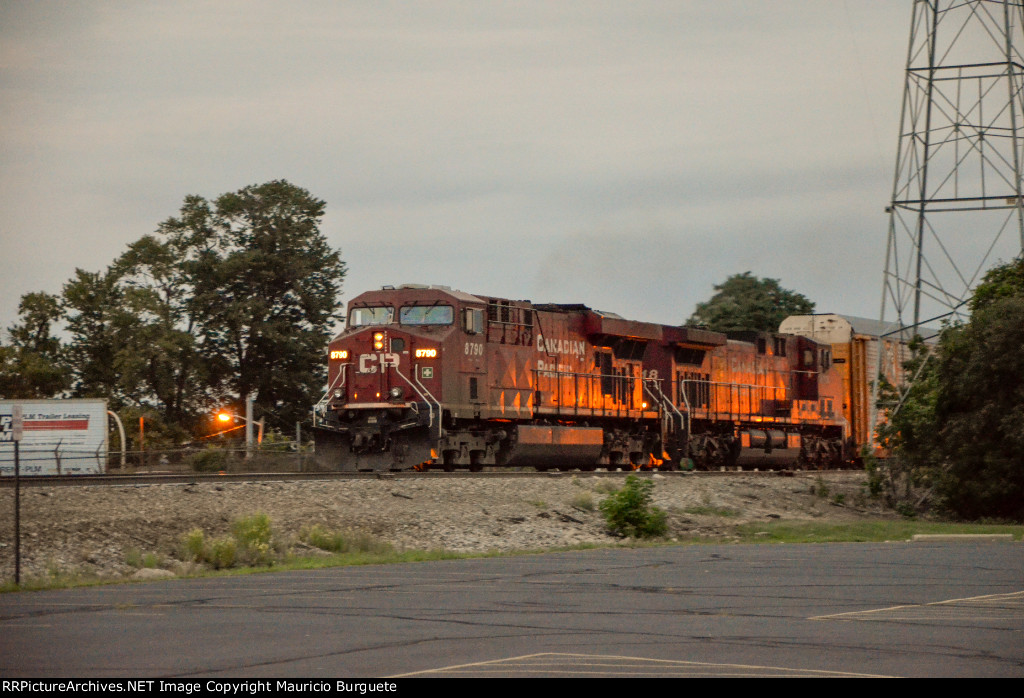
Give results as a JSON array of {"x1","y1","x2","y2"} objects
[
  {"x1": 643, "y1": 377, "x2": 684, "y2": 423},
  {"x1": 643, "y1": 377, "x2": 687, "y2": 454},
  {"x1": 642, "y1": 377, "x2": 681, "y2": 415},
  {"x1": 392, "y1": 364, "x2": 442, "y2": 437},
  {"x1": 678, "y1": 379, "x2": 792, "y2": 423},
  {"x1": 313, "y1": 363, "x2": 350, "y2": 426},
  {"x1": 412, "y1": 368, "x2": 444, "y2": 439},
  {"x1": 531, "y1": 368, "x2": 645, "y2": 418}
]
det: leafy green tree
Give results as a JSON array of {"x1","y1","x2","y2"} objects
[
  {"x1": 0, "y1": 292, "x2": 70, "y2": 398},
  {"x1": 931, "y1": 260, "x2": 1024, "y2": 520},
  {"x1": 17, "y1": 180, "x2": 343, "y2": 439},
  {"x1": 62, "y1": 268, "x2": 131, "y2": 402},
  {"x1": 160, "y1": 180, "x2": 346, "y2": 430},
  {"x1": 110, "y1": 235, "x2": 205, "y2": 426},
  {"x1": 687, "y1": 272, "x2": 815, "y2": 332},
  {"x1": 879, "y1": 258, "x2": 1024, "y2": 520},
  {"x1": 873, "y1": 337, "x2": 940, "y2": 505}
]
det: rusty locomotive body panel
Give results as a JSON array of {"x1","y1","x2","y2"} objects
[{"x1": 313, "y1": 285, "x2": 850, "y2": 471}]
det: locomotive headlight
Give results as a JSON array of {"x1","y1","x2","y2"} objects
[
  {"x1": 333, "y1": 389, "x2": 343, "y2": 398},
  {"x1": 389, "y1": 387, "x2": 403, "y2": 400},
  {"x1": 373, "y1": 332, "x2": 385, "y2": 350}
]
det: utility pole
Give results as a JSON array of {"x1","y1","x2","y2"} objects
[
  {"x1": 12, "y1": 405, "x2": 23, "y2": 586},
  {"x1": 245, "y1": 393, "x2": 255, "y2": 459}
]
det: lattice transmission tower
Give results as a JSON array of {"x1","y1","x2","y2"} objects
[{"x1": 877, "y1": 0, "x2": 1024, "y2": 405}]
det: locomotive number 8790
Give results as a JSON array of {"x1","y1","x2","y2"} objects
[{"x1": 312, "y1": 284, "x2": 852, "y2": 472}]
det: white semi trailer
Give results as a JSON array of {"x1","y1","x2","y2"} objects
[{"x1": 0, "y1": 399, "x2": 108, "y2": 475}]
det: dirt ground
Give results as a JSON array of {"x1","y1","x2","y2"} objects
[{"x1": 0, "y1": 471, "x2": 897, "y2": 584}]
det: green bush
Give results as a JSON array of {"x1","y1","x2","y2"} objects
[
  {"x1": 190, "y1": 448, "x2": 228, "y2": 473},
  {"x1": 179, "y1": 514, "x2": 276, "y2": 569},
  {"x1": 183, "y1": 529, "x2": 205, "y2": 562},
  {"x1": 570, "y1": 492, "x2": 596, "y2": 512},
  {"x1": 125, "y1": 547, "x2": 143, "y2": 568},
  {"x1": 599, "y1": 475, "x2": 668, "y2": 538},
  {"x1": 207, "y1": 538, "x2": 237, "y2": 569},
  {"x1": 301, "y1": 525, "x2": 392, "y2": 555},
  {"x1": 344, "y1": 530, "x2": 392, "y2": 555},
  {"x1": 232, "y1": 513, "x2": 274, "y2": 565},
  {"x1": 302, "y1": 524, "x2": 346, "y2": 552},
  {"x1": 125, "y1": 548, "x2": 161, "y2": 569},
  {"x1": 813, "y1": 476, "x2": 830, "y2": 499}
]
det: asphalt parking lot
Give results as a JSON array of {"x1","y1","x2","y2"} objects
[{"x1": 2, "y1": 541, "x2": 1021, "y2": 677}]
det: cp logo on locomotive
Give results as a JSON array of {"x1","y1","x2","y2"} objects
[{"x1": 358, "y1": 353, "x2": 400, "y2": 373}]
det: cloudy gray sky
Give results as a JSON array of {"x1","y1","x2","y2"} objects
[{"x1": 3, "y1": 2, "x2": 932, "y2": 332}]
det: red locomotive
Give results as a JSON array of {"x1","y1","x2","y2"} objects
[{"x1": 312, "y1": 284, "x2": 850, "y2": 471}]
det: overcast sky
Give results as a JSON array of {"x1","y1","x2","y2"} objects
[{"x1": 2, "y1": 2, "x2": 940, "y2": 333}]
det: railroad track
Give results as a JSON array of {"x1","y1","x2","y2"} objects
[{"x1": 0, "y1": 467, "x2": 820, "y2": 488}]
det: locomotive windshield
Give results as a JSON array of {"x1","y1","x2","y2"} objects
[
  {"x1": 349, "y1": 306, "x2": 394, "y2": 326},
  {"x1": 399, "y1": 305, "x2": 454, "y2": 326}
]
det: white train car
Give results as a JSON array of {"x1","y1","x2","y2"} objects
[{"x1": 778, "y1": 314, "x2": 921, "y2": 453}]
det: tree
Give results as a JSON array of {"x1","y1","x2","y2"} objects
[
  {"x1": 687, "y1": 272, "x2": 815, "y2": 332},
  {"x1": 62, "y1": 268, "x2": 130, "y2": 401},
  {"x1": 931, "y1": 259, "x2": 1024, "y2": 520},
  {"x1": 0, "y1": 292, "x2": 70, "y2": 399},
  {"x1": 880, "y1": 258, "x2": 1024, "y2": 520},
  {"x1": 160, "y1": 180, "x2": 346, "y2": 430},
  {"x1": 110, "y1": 234, "x2": 204, "y2": 426},
  {"x1": 13, "y1": 180, "x2": 344, "y2": 438}
]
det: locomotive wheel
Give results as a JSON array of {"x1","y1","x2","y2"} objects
[{"x1": 442, "y1": 450, "x2": 457, "y2": 472}]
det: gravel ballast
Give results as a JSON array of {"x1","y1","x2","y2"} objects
[{"x1": 0, "y1": 471, "x2": 892, "y2": 583}]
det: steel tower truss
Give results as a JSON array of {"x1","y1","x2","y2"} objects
[
  {"x1": 883, "y1": 0, "x2": 1024, "y2": 336},
  {"x1": 877, "y1": 0, "x2": 1024, "y2": 422}
]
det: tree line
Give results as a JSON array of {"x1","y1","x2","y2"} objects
[
  {"x1": 0, "y1": 180, "x2": 346, "y2": 447},
  {"x1": 3, "y1": 192, "x2": 1020, "y2": 520},
  {"x1": 877, "y1": 258, "x2": 1024, "y2": 521}
]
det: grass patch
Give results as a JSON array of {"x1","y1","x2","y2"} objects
[
  {"x1": 732, "y1": 520, "x2": 1024, "y2": 544},
  {"x1": 683, "y1": 505, "x2": 739, "y2": 517},
  {"x1": 592, "y1": 479, "x2": 620, "y2": 495},
  {"x1": 569, "y1": 492, "x2": 596, "y2": 512},
  {"x1": 300, "y1": 525, "x2": 393, "y2": 555},
  {"x1": 125, "y1": 548, "x2": 162, "y2": 569}
]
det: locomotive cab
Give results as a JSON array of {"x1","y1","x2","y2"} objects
[{"x1": 315, "y1": 284, "x2": 488, "y2": 470}]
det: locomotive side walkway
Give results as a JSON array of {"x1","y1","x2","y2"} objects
[{"x1": 2, "y1": 541, "x2": 1021, "y2": 677}]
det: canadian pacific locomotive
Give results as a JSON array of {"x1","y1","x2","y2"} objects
[{"x1": 312, "y1": 284, "x2": 851, "y2": 471}]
